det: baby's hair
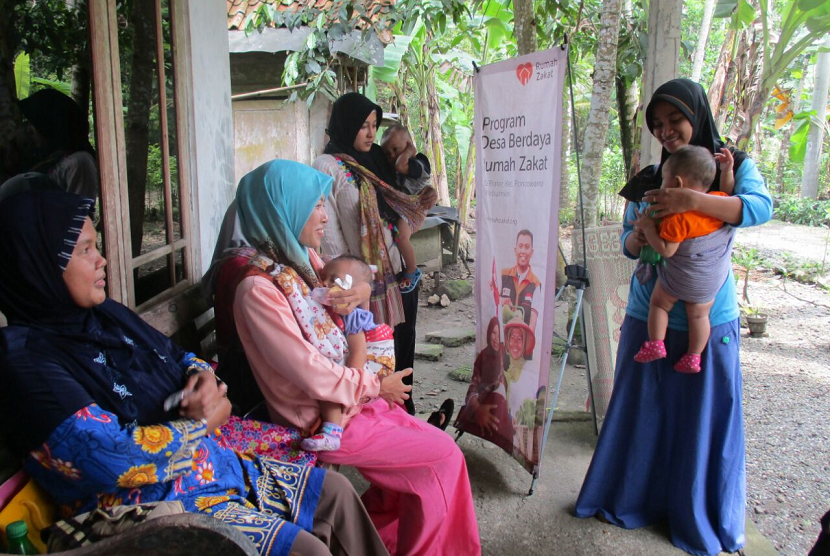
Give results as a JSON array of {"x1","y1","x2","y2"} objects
[
  {"x1": 665, "y1": 145, "x2": 716, "y2": 190},
  {"x1": 381, "y1": 123, "x2": 410, "y2": 141},
  {"x1": 327, "y1": 254, "x2": 373, "y2": 284}
]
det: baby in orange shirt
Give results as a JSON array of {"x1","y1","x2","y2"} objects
[{"x1": 633, "y1": 145, "x2": 735, "y2": 373}]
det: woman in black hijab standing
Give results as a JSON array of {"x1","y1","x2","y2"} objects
[
  {"x1": 574, "y1": 79, "x2": 772, "y2": 556},
  {"x1": 14, "y1": 89, "x2": 100, "y2": 198},
  {"x1": 312, "y1": 93, "x2": 437, "y2": 415}
]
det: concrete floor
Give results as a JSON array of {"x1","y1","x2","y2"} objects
[
  {"x1": 456, "y1": 414, "x2": 778, "y2": 556},
  {"x1": 342, "y1": 404, "x2": 779, "y2": 556}
]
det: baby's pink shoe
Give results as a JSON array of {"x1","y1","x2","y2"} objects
[
  {"x1": 633, "y1": 340, "x2": 667, "y2": 363},
  {"x1": 674, "y1": 353, "x2": 701, "y2": 373}
]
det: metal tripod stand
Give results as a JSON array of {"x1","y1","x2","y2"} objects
[{"x1": 528, "y1": 262, "x2": 596, "y2": 495}]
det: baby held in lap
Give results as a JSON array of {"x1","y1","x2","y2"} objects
[{"x1": 301, "y1": 255, "x2": 396, "y2": 451}]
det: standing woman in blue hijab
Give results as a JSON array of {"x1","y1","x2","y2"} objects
[
  {"x1": 0, "y1": 186, "x2": 388, "y2": 556},
  {"x1": 574, "y1": 79, "x2": 772, "y2": 555}
]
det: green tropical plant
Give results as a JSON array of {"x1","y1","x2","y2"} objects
[
  {"x1": 733, "y1": 247, "x2": 763, "y2": 305},
  {"x1": 714, "y1": 0, "x2": 830, "y2": 149},
  {"x1": 245, "y1": 0, "x2": 473, "y2": 105},
  {"x1": 775, "y1": 196, "x2": 830, "y2": 227}
]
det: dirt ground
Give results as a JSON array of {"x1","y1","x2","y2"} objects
[{"x1": 410, "y1": 220, "x2": 830, "y2": 556}]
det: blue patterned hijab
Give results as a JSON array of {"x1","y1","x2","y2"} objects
[
  {"x1": 236, "y1": 159, "x2": 333, "y2": 281},
  {"x1": 0, "y1": 190, "x2": 188, "y2": 454},
  {"x1": 0, "y1": 187, "x2": 94, "y2": 324}
]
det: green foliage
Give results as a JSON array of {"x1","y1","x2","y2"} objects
[
  {"x1": 733, "y1": 247, "x2": 763, "y2": 304},
  {"x1": 788, "y1": 111, "x2": 830, "y2": 163},
  {"x1": 146, "y1": 144, "x2": 177, "y2": 191},
  {"x1": 733, "y1": 247, "x2": 763, "y2": 271},
  {"x1": 774, "y1": 196, "x2": 830, "y2": 227},
  {"x1": 739, "y1": 301, "x2": 766, "y2": 317},
  {"x1": 714, "y1": 0, "x2": 756, "y2": 29},
  {"x1": 777, "y1": 252, "x2": 827, "y2": 282},
  {"x1": 14, "y1": 53, "x2": 30, "y2": 99},
  {"x1": 11, "y1": 0, "x2": 88, "y2": 81},
  {"x1": 247, "y1": 0, "x2": 474, "y2": 103},
  {"x1": 515, "y1": 397, "x2": 542, "y2": 428},
  {"x1": 144, "y1": 144, "x2": 179, "y2": 219}
]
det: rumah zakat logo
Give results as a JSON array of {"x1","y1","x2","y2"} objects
[{"x1": 516, "y1": 63, "x2": 533, "y2": 85}]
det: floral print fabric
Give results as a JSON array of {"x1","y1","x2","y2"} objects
[
  {"x1": 25, "y1": 404, "x2": 323, "y2": 556},
  {"x1": 219, "y1": 416, "x2": 317, "y2": 467}
]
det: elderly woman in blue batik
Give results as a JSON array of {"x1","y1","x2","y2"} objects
[{"x1": 0, "y1": 187, "x2": 388, "y2": 556}]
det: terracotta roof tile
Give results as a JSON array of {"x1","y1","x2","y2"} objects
[{"x1": 227, "y1": 0, "x2": 395, "y2": 32}]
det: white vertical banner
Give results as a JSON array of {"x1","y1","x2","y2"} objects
[{"x1": 455, "y1": 47, "x2": 566, "y2": 474}]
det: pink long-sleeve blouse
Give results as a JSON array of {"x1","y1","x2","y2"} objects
[{"x1": 232, "y1": 250, "x2": 381, "y2": 434}]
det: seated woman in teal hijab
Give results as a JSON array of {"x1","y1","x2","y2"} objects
[{"x1": 211, "y1": 160, "x2": 482, "y2": 556}]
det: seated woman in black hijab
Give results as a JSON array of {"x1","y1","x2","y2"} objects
[{"x1": 0, "y1": 186, "x2": 387, "y2": 556}]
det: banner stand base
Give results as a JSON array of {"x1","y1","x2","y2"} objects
[{"x1": 528, "y1": 264, "x2": 596, "y2": 496}]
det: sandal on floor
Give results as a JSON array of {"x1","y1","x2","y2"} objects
[
  {"x1": 427, "y1": 398, "x2": 454, "y2": 431},
  {"x1": 399, "y1": 268, "x2": 422, "y2": 294}
]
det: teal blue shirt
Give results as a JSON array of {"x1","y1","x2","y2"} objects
[{"x1": 622, "y1": 159, "x2": 772, "y2": 331}]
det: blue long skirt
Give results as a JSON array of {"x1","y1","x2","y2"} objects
[{"x1": 574, "y1": 316, "x2": 746, "y2": 556}]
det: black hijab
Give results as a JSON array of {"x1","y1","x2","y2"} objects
[
  {"x1": 619, "y1": 78, "x2": 747, "y2": 202},
  {"x1": 0, "y1": 189, "x2": 186, "y2": 454},
  {"x1": 19, "y1": 89, "x2": 96, "y2": 159},
  {"x1": 323, "y1": 92, "x2": 397, "y2": 187}
]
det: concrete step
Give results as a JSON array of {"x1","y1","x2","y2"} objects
[
  {"x1": 425, "y1": 327, "x2": 477, "y2": 347},
  {"x1": 414, "y1": 343, "x2": 444, "y2": 361}
]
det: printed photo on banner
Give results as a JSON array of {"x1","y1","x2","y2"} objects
[{"x1": 455, "y1": 46, "x2": 566, "y2": 474}]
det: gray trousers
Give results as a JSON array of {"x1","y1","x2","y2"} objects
[{"x1": 289, "y1": 472, "x2": 389, "y2": 556}]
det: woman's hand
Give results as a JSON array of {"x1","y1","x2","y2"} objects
[
  {"x1": 418, "y1": 186, "x2": 438, "y2": 209},
  {"x1": 180, "y1": 372, "x2": 231, "y2": 431},
  {"x1": 629, "y1": 206, "x2": 656, "y2": 233},
  {"x1": 328, "y1": 281, "x2": 371, "y2": 315},
  {"x1": 474, "y1": 403, "x2": 500, "y2": 435},
  {"x1": 378, "y1": 368, "x2": 413, "y2": 408},
  {"x1": 624, "y1": 207, "x2": 648, "y2": 253},
  {"x1": 642, "y1": 187, "x2": 701, "y2": 218}
]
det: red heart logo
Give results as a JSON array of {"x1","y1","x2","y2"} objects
[{"x1": 516, "y1": 63, "x2": 533, "y2": 85}]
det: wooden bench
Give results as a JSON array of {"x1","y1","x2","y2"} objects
[{"x1": 140, "y1": 284, "x2": 218, "y2": 360}]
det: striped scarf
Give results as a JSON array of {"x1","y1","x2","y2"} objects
[{"x1": 333, "y1": 155, "x2": 425, "y2": 327}]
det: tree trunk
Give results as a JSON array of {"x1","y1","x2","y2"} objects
[
  {"x1": 0, "y1": 0, "x2": 19, "y2": 147},
  {"x1": 454, "y1": 137, "x2": 462, "y2": 204},
  {"x1": 707, "y1": 27, "x2": 735, "y2": 122},
  {"x1": 616, "y1": 74, "x2": 639, "y2": 180},
  {"x1": 580, "y1": 0, "x2": 624, "y2": 227},
  {"x1": 70, "y1": 36, "x2": 91, "y2": 124},
  {"x1": 125, "y1": 0, "x2": 157, "y2": 256},
  {"x1": 390, "y1": 80, "x2": 410, "y2": 130},
  {"x1": 457, "y1": 132, "x2": 475, "y2": 229},
  {"x1": 801, "y1": 35, "x2": 830, "y2": 199},
  {"x1": 70, "y1": 64, "x2": 90, "y2": 120},
  {"x1": 426, "y1": 56, "x2": 451, "y2": 207},
  {"x1": 734, "y1": 25, "x2": 771, "y2": 149},
  {"x1": 559, "y1": 85, "x2": 571, "y2": 219},
  {"x1": 719, "y1": 29, "x2": 749, "y2": 135},
  {"x1": 691, "y1": 0, "x2": 716, "y2": 82},
  {"x1": 513, "y1": 0, "x2": 537, "y2": 56}
]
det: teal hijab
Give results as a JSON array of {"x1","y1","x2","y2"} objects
[{"x1": 236, "y1": 160, "x2": 333, "y2": 279}]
